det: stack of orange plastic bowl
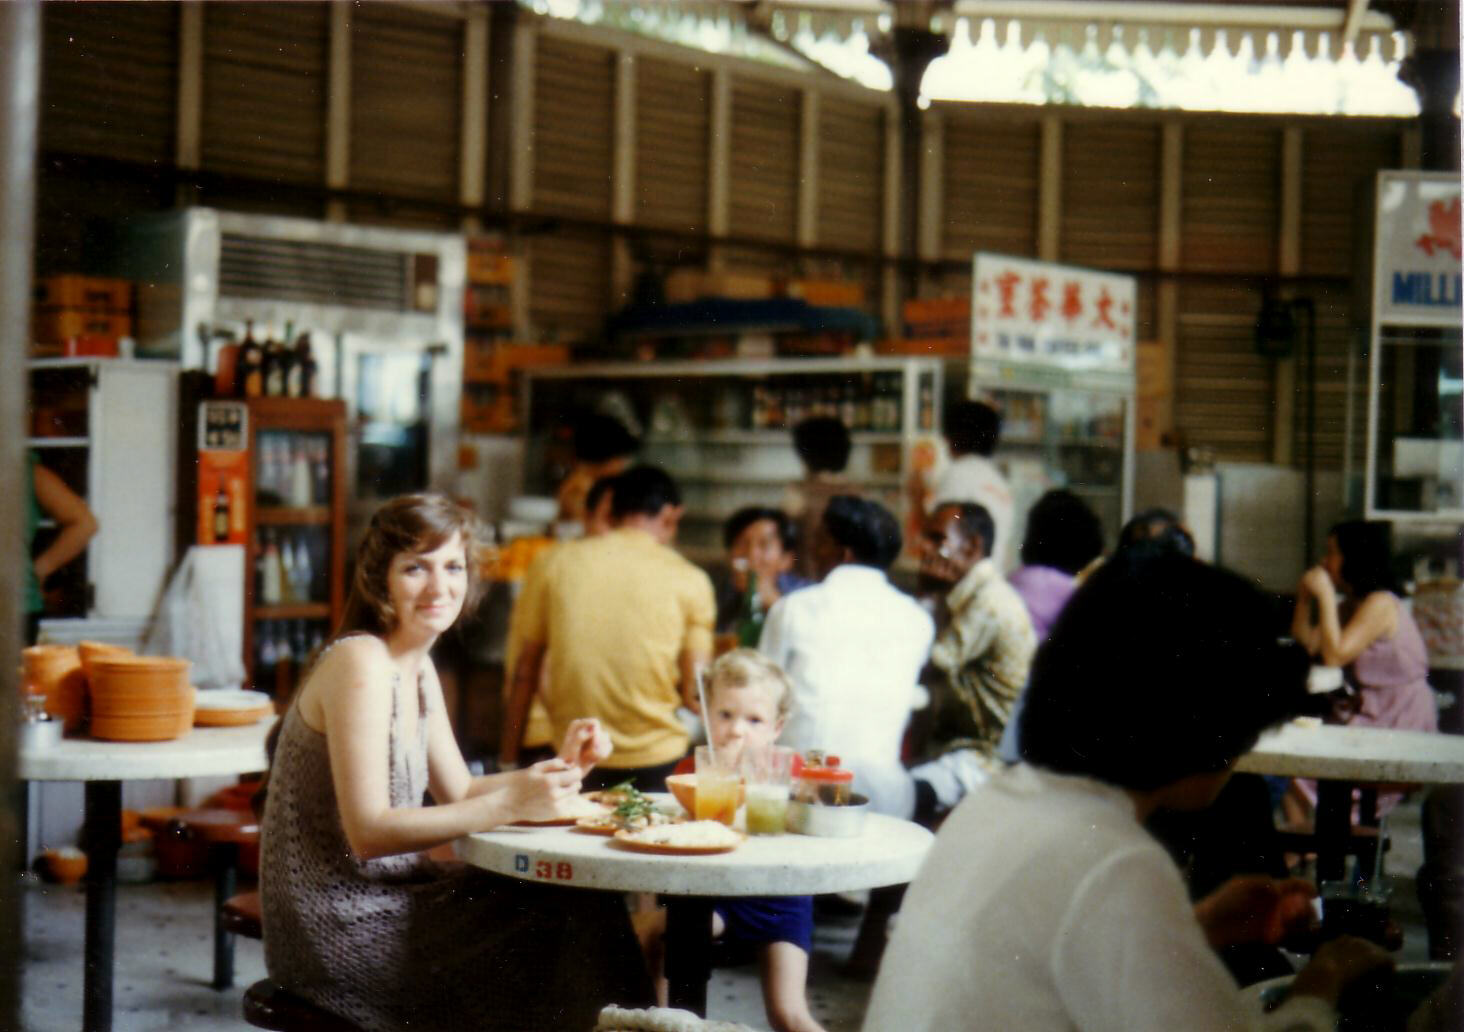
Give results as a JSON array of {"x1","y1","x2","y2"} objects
[
  {"x1": 21, "y1": 644, "x2": 87, "y2": 733},
  {"x1": 87, "y1": 655, "x2": 194, "y2": 741},
  {"x1": 78, "y1": 640, "x2": 133, "y2": 681}
]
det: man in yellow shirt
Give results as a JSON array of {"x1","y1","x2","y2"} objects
[{"x1": 503, "y1": 466, "x2": 715, "y2": 791}]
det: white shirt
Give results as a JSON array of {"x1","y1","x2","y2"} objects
[
  {"x1": 864, "y1": 765, "x2": 1336, "y2": 1032},
  {"x1": 928, "y1": 453, "x2": 1015, "y2": 571},
  {"x1": 759, "y1": 564, "x2": 934, "y2": 818}
]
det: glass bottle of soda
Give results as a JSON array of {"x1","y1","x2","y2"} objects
[{"x1": 238, "y1": 321, "x2": 264, "y2": 399}]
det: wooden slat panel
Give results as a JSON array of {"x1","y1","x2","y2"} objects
[
  {"x1": 534, "y1": 36, "x2": 614, "y2": 219},
  {"x1": 40, "y1": 2, "x2": 178, "y2": 165},
  {"x1": 941, "y1": 111, "x2": 1040, "y2": 259},
  {"x1": 817, "y1": 98, "x2": 882, "y2": 253},
  {"x1": 1060, "y1": 122, "x2": 1159, "y2": 271},
  {"x1": 1181, "y1": 124, "x2": 1280, "y2": 273},
  {"x1": 1302, "y1": 126, "x2": 1399, "y2": 277},
  {"x1": 529, "y1": 229, "x2": 610, "y2": 342},
  {"x1": 1175, "y1": 282, "x2": 1273, "y2": 462},
  {"x1": 636, "y1": 58, "x2": 709, "y2": 233},
  {"x1": 730, "y1": 78, "x2": 799, "y2": 244},
  {"x1": 349, "y1": 4, "x2": 461, "y2": 201},
  {"x1": 202, "y1": 3, "x2": 328, "y2": 184}
]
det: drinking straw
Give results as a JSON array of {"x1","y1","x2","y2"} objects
[{"x1": 696, "y1": 664, "x2": 715, "y2": 765}]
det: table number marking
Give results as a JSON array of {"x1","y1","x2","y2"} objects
[
  {"x1": 514, "y1": 854, "x2": 529, "y2": 874},
  {"x1": 532, "y1": 859, "x2": 574, "y2": 881}
]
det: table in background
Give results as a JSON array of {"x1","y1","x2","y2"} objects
[
  {"x1": 457, "y1": 811, "x2": 934, "y2": 1015},
  {"x1": 18, "y1": 720, "x2": 274, "y2": 1032},
  {"x1": 1235, "y1": 722, "x2": 1464, "y2": 883}
]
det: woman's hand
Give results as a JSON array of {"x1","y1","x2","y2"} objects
[
  {"x1": 1302, "y1": 566, "x2": 1335, "y2": 602},
  {"x1": 500, "y1": 758, "x2": 583, "y2": 824},
  {"x1": 557, "y1": 717, "x2": 613, "y2": 776},
  {"x1": 1290, "y1": 935, "x2": 1394, "y2": 1006},
  {"x1": 1194, "y1": 874, "x2": 1317, "y2": 948}
]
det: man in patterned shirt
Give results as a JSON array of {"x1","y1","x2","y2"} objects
[{"x1": 910, "y1": 500, "x2": 1038, "y2": 821}]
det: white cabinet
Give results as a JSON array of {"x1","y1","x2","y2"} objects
[{"x1": 27, "y1": 358, "x2": 179, "y2": 619}]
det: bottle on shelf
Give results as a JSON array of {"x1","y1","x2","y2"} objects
[
  {"x1": 261, "y1": 530, "x2": 283, "y2": 606},
  {"x1": 257, "y1": 621, "x2": 278, "y2": 671},
  {"x1": 310, "y1": 437, "x2": 330, "y2": 505},
  {"x1": 287, "y1": 331, "x2": 315, "y2": 398},
  {"x1": 212, "y1": 484, "x2": 230, "y2": 543},
  {"x1": 290, "y1": 437, "x2": 313, "y2": 508},
  {"x1": 291, "y1": 620, "x2": 309, "y2": 665},
  {"x1": 262, "y1": 329, "x2": 288, "y2": 398},
  {"x1": 291, "y1": 534, "x2": 313, "y2": 603},
  {"x1": 238, "y1": 320, "x2": 264, "y2": 399},
  {"x1": 278, "y1": 532, "x2": 296, "y2": 604}
]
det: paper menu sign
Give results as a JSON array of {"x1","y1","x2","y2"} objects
[
  {"x1": 972, "y1": 253, "x2": 1136, "y2": 374},
  {"x1": 1374, "y1": 171, "x2": 1462, "y2": 327}
]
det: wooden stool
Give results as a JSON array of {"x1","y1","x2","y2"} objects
[
  {"x1": 242, "y1": 980, "x2": 364, "y2": 1032},
  {"x1": 180, "y1": 808, "x2": 260, "y2": 990},
  {"x1": 222, "y1": 889, "x2": 263, "y2": 940}
]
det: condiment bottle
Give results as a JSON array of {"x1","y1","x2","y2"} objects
[{"x1": 794, "y1": 754, "x2": 854, "y2": 806}]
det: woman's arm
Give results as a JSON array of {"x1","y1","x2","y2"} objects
[
  {"x1": 320, "y1": 641, "x2": 581, "y2": 859},
  {"x1": 32, "y1": 464, "x2": 98, "y2": 583},
  {"x1": 1314, "y1": 588, "x2": 1397, "y2": 668}
]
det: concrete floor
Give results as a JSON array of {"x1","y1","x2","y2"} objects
[{"x1": 17, "y1": 794, "x2": 1436, "y2": 1032}]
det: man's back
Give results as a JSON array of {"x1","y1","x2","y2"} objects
[{"x1": 523, "y1": 527, "x2": 715, "y2": 769}]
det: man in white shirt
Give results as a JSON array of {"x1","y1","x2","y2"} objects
[
  {"x1": 916, "y1": 400, "x2": 1015, "y2": 570},
  {"x1": 759, "y1": 495, "x2": 934, "y2": 820}
]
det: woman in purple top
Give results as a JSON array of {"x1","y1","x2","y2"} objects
[
  {"x1": 1292, "y1": 520, "x2": 1438, "y2": 815},
  {"x1": 1007, "y1": 489, "x2": 1105, "y2": 639}
]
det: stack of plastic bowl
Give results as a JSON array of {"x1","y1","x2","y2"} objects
[
  {"x1": 21, "y1": 644, "x2": 86, "y2": 733},
  {"x1": 87, "y1": 655, "x2": 194, "y2": 741}
]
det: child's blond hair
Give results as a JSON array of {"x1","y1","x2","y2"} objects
[{"x1": 705, "y1": 648, "x2": 794, "y2": 722}]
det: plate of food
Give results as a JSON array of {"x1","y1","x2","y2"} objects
[
  {"x1": 192, "y1": 689, "x2": 274, "y2": 727},
  {"x1": 575, "y1": 781, "x2": 682, "y2": 835},
  {"x1": 513, "y1": 793, "x2": 612, "y2": 827},
  {"x1": 612, "y1": 820, "x2": 744, "y2": 856}
]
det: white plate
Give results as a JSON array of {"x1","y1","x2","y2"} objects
[{"x1": 194, "y1": 688, "x2": 272, "y2": 712}]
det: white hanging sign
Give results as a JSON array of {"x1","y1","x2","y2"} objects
[
  {"x1": 1374, "y1": 170, "x2": 1462, "y2": 327},
  {"x1": 972, "y1": 253, "x2": 1136, "y2": 373}
]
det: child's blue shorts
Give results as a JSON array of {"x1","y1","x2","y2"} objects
[{"x1": 713, "y1": 894, "x2": 814, "y2": 953}]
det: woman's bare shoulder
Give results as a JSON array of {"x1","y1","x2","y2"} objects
[{"x1": 303, "y1": 635, "x2": 392, "y2": 699}]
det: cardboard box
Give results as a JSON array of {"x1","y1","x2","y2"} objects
[
  {"x1": 664, "y1": 269, "x2": 776, "y2": 303},
  {"x1": 466, "y1": 251, "x2": 515, "y2": 286},
  {"x1": 877, "y1": 336, "x2": 969, "y2": 357},
  {"x1": 34, "y1": 275, "x2": 133, "y2": 312},
  {"x1": 903, "y1": 297, "x2": 970, "y2": 325},
  {"x1": 31, "y1": 308, "x2": 132, "y2": 346},
  {"x1": 787, "y1": 279, "x2": 866, "y2": 308}
]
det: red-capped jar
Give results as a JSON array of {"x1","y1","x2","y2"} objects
[{"x1": 793, "y1": 756, "x2": 855, "y2": 806}]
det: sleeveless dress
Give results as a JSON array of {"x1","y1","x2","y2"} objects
[{"x1": 260, "y1": 645, "x2": 652, "y2": 1030}]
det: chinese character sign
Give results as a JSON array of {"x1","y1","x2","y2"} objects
[
  {"x1": 972, "y1": 254, "x2": 1136, "y2": 373},
  {"x1": 1375, "y1": 171, "x2": 1462, "y2": 327}
]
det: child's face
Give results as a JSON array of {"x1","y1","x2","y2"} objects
[{"x1": 705, "y1": 682, "x2": 783, "y2": 765}]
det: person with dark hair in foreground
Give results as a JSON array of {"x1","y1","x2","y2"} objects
[
  {"x1": 260, "y1": 493, "x2": 650, "y2": 1031},
  {"x1": 555, "y1": 411, "x2": 640, "y2": 524},
  {"x1": 1289, "y1": 519, "x2": 1437, "y2": 819},
  {"x1": 759, "y1": 495, "x2": 933, "y2": 818},
  {"x1": 504, "y1": 466, "x2": 716, "y2": 791},
  {"x1": 1008, "y1": 488, "x2": 1106, "y2": 640},
  {"x1": 715, "y1": 506, "x2": 811, "y2": 637},
  {"x1": 1116, "y1": 506, "x2": 1196, "y2": 559},
  {"x1": 785, "y1": 416, "x2": 855, "y2": 580},
  {"x1": 865, "y1": 552, "x2": 1392, "y2": 1032}
]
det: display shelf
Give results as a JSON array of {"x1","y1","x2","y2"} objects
[
  {"x1": 253, "y1": 603, "x2": 331, "y2": 621},
  {"x1": 26, "y1": 437, "x2": 89, "y2": 449},
  {"x1": 255, "y1": 506, "x2": 333, "y2": 526},
  {"x1": 646, "y1": 430, "x2": 904, "y2": 446}
]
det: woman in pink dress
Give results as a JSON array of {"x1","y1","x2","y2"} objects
[{"x1": 1290, "y1": 520, "x2": 1437, "y2": 817}]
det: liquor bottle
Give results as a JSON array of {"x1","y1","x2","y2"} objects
[
  {"x1": 279, "y1": 532, "x2": 296, "y2": 604},
  {"x1": 258, "y1": 622, "x2": 277, "y2": 671},
  {"x1": 212, "y1": 484, "x2": 230, "y2": 543},
  {"x1": 291, "y1": 620, "x2": 309, "y2": 665},
  {"x1": 736, "y1": 570, "x2": 765, "y2": 648},
  {"x1": 287, "y1": 331, "x2": 315, "y2": 398},
  {"x1": 262, "y1": 327, "x2": 289, "y2": 397},
  {"x1": 311, "y1": 437, "x2": 330, "y2": 505},
  {"x1": 238, "y1": 321, "x2": 264, "y2": 399}
]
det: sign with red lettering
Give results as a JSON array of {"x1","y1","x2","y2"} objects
[
  {"x1": 972, "y1": 253, "x2": 1136, "y2": 373},
  {"x1": 1375, "y1": 171, "x2": 1462, "y2": 327}
]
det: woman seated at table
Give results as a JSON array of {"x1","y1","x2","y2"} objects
[
  {"x1": 1290, "y1": 519, "x2": 1438, "y2": 817},
  {"x1": 864, "y1": 551, "x2": 1392, "y2": 1032},
  {"x1": 259, "y1": 493, "x2": 651, "y2": 1031}
]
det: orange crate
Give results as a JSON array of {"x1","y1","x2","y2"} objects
[
  {"x1": 34, "y1": 275, "x2": 133, "y2": 312},
  {"x1": 787, "y1": 279, "x2": 866, "y2": 308},
  {"x1": 877, "y1": 336, "x2": 969, "y2": 357},
  {"x1": 902, "y1": 297, "x2": 970, "y2": 325},
  {"x1": 466, "y1": 252, "x2": 515, "y2": 286},
  {"x1": 32, "y1": 308, "x2": 132, "y2": 345}
]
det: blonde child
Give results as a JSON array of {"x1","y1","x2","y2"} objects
[{"x1": 644, "y1": 649, "x2": 826, "y2": 1032}]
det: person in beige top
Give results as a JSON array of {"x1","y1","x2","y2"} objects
[{"x1": 505, "y1": 466, "x2": 716, "y2": 791}]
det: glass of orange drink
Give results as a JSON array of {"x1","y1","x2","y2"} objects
[{"x1": 694, "y1": 745, "x2": 741, "y2": 826}]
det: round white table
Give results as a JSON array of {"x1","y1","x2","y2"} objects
[
  {"x1": 1235, "y1": 722, "x2": 1464, "y2": 883},
  {"x1": 457, "y1": 811, "x2": 934, "y2": 1015},
  {"x1": 18, "y1": 720, "x2": 274, "y2": 1032}
]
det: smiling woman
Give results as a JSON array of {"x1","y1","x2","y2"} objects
[{"x1": 257, "y1": 493, "x2": 652, "y2": 1031}]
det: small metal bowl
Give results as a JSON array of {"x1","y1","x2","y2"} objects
[{"x1": 787, "y1": 793, "x2": 870, "y2": 837}]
